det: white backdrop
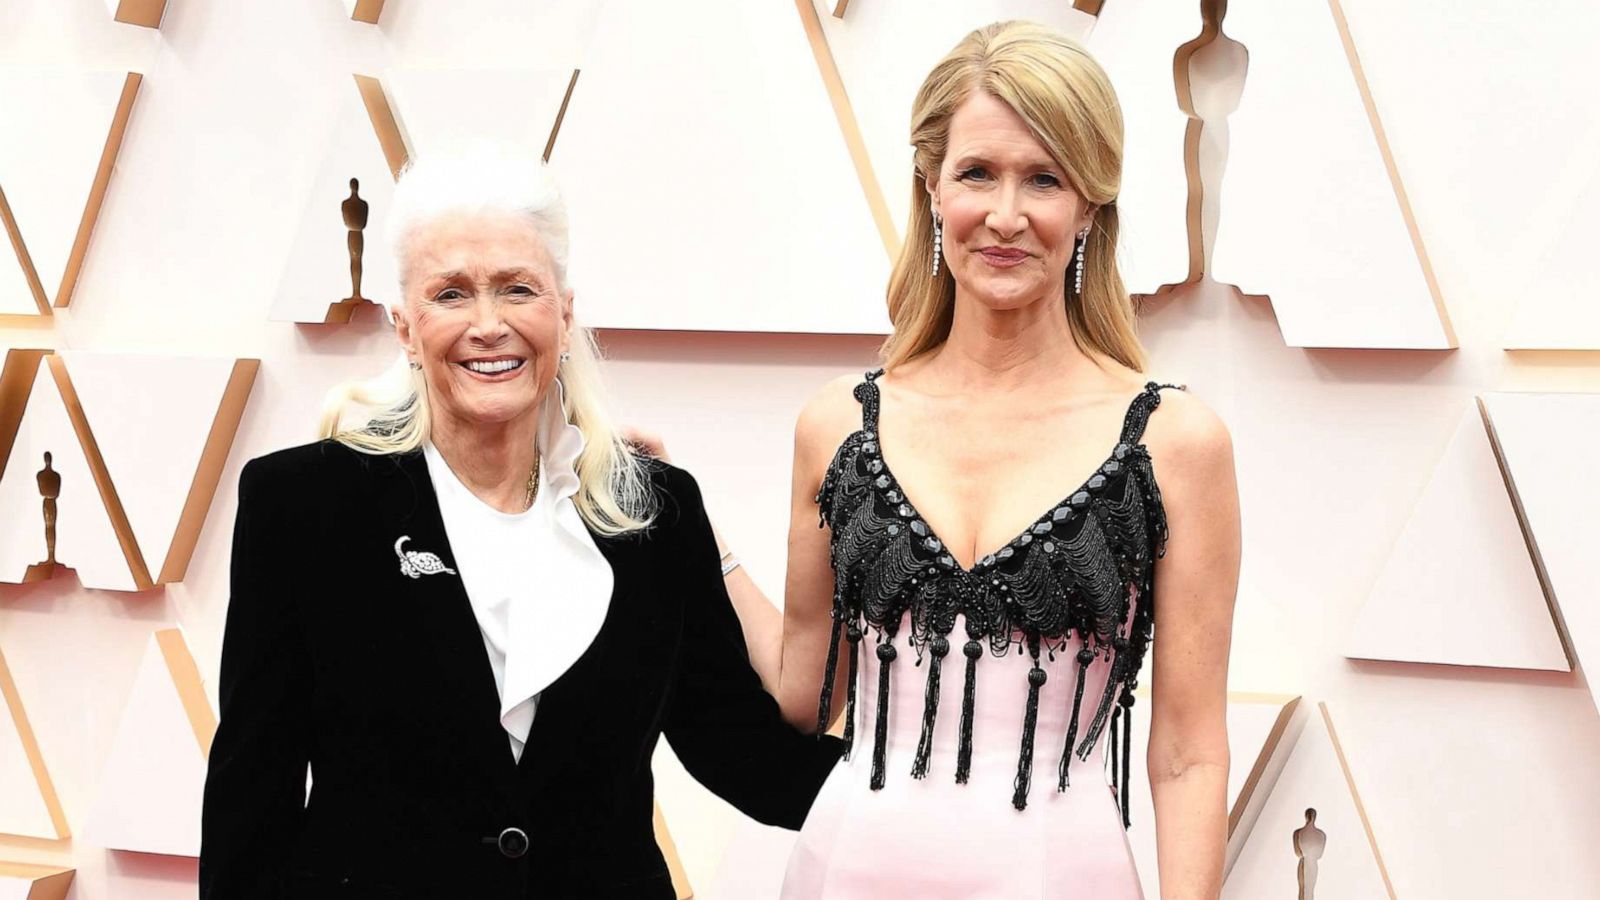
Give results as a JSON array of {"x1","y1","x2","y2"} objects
[{"x1": 2, "y1": 1, "x2": 1600, "y2": 898}]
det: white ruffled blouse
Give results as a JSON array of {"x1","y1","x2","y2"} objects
[{"x1": 422, "y1": 383, "x2": 613, "y2": 762}]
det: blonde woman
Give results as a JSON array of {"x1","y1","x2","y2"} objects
[
  {"x1": 677, "y1": 21, "x2": 1240, "y2": 900},
  {"x1": 199, "y1": 149, "x2": 840, "y2": 900}
]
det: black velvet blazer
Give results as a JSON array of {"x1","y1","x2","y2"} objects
[{"x1": 199, "y1": 441, "x2": 840, "y2": 899}]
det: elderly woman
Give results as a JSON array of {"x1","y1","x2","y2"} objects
[
  {"x1": 199, "y1": 149, "x2": 841, "y2": 899},
  {"x1": 650, "y1": 21, "x2": 1240, "y2": 900}
]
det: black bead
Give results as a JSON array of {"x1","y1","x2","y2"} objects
[
  {"x1": 877, "y1": 644, "x2": 898, "y2": 662},
  {"x1": 997, "y1": 547, "x2": 1014, "y2": 560},
  {"x1": 1087, "y1": 474, "x2": 1106, "y2": 491},
  {"x1": 1028, "y1": 667, "x2": 1048, "y2": 687},
  {"x1": 1119, "y1": 690, "x2": 1136, "y2": 708},
  {"x1": 964, "y1": 640, "x2": 984, "y2": 660},
  {"x1": 1070, "y1": 491, "x2": 1090, "y2": 508},
  {"x1": 1077, "y1": 647, "x2": 1095, "y2": 665},
  {"x1": 846, "y1": 623, "x2": 862, "y2": 642},
  {"x1": 1018, "y1": 534, "x2": 1033, "y2": 545},
  {"x1": 1114, "y1": 442, "x2": 1130, "y2": 460},
  {"x1": 1103, "y1": 460, "x2": 1122, "y2": 476},
  {"x1": 931, "y1": 636, "x2": 950, "y2": 657},
  {"x1": 1032, "y1": 522, "x2": 1052, "y2": 535},
  {"x1": 1052, "y1": 506, "x2": 1072, "y2": 523}
]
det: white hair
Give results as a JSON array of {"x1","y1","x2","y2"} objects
[
  {"x1": 383, "y1": 143, "x2": 571, "y2": 296},
  {"x1": 320, "y1": 144, "x2": 655, "y2": 536}
]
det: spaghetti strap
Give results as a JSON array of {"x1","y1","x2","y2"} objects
[
  {"x1": 853, "y1": 368, "x2": 885, "y2": 433},
  {"x1": 1118, "y1": 381, "x2": 1185, "y2": 445}
]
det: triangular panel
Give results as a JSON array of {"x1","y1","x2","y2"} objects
[
  {"x1": 83, "y1": 629, "x2": 215, "y2": 857},
  {"x1": 1346, "y1": 402, "x2": 1570, "y2": 671},
  {"x1": 1223, "y1": 703, "x2": 1395, "y2": 899},
  {"x1": 385, "y1": 68, "x2": 577, "y2": 163}
]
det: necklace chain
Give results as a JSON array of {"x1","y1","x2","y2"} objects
[{"x1": 523, "y1": 453, "x2": 541, "y2": 512}]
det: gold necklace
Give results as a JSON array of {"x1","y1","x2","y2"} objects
[{"x1": 523, "y1": 453, "x2": 542, "y2": 511}]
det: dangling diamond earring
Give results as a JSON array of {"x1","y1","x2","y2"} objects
[
  {"x1": 559, "y1": 350, "x2": 571, "y2": 365},
  {"x1": 931, "y1": 211, "x2": 944, "y2": 278},
  {"x1": 1073, "y1": 227, "x2": 1089, "y2": 296}
]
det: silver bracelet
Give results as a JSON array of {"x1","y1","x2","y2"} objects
[{"x1": 719, "y1": 551, "x2": 741, "y2": 577}]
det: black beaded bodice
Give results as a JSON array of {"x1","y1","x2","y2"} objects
[{"x1": 814, "y1": 369, "x2": 1180, "y2": 823}]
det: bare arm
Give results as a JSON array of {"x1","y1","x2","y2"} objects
[{"x1": 1146, "y1": 394, "x2": 1241, "y2": 900}]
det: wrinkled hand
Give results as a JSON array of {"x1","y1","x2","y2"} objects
[{"x1": 620, "y1": 426, "x2": 672, "y2": 463}]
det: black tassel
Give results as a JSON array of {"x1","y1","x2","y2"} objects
[
  {"x1": 1108, "y1": 704, "x2": 1122, "y2": 809},
  {"x1": 1079, "y1": 640, "x2": 1128, "y2": 759},
  {"x1": 1120, "y1": 690, "x2": 1135, "y2": 829},
  {"x1": 1058, "y1": 645, "x2": 1094, "y2": 790},
  {"x1": 869, "y1": 640, "x2": 896, "y2": 790},
  {"x1": 1011, "y1": 645, "x2": 1047, "y2": 811},
  {"x1": 816, "y1": 610, "x2": 843, "y2": 736},
  {"x1": 842, "y1": 624, "x2": 861, "y2": 758},
  {"x1": 955, "y1": 639, "x2": 981, "y2": 784},
  {"x1": 911, "y1": 636, "x2": 949, "y2": 779}
]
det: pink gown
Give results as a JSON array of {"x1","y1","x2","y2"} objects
[{"x1": 782, "y1": 371, "x2": 1179, "y2": 899}]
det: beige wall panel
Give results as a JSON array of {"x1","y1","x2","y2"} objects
[
  {"x1": 0, "y1": 863, "x2": 74, "y2": 900},
  {"x1": 269, "y1": 88, "x2": 402, "y2": 324},
  {"x1": 1223, "y1": 702, "x2": 1395, "y2": 899},
  {"x1": 1210, "y1": 1, "x2": 1453, "y2": 349},
  {"x1": 554, "y1": 0, "x2": 891, "y2": 333},
  {"x1": 1480, "y1": 391, "x2": 1600, "y2": 715},
  {"x1": 0, "y1": 649, "x2": 69, "y2": 840},
  {"x1": 82, "y1": 629, "x2": 213, "y2": 857},
  {"x1": 1345, "y1": 403, "x2": 1569, "y2": 671},
  {"x1": 0, "y1": 71, "x2": 140, "y2": 315}
]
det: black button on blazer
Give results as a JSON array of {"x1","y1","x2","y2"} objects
[{"x1": 199, "y1": 441, "x2": 842, "y2": 899}]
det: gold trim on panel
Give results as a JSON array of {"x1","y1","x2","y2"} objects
[
  {"x1": 46, "y1": 355, "x2": 154, "y2": 591},
  {"x1": 154, "y1": 629, "x2": 217, "y2": 758},
  {"x1": 56, "y1": 72, "x2": 142, "y2": 309},
  {"x1": 1319, "y1": 702, "x2": 1398, "y2": 900},
  {"x1": 831, "y1": 0, "x2": 852, "y2": 19},
  {"x1": 0, "y1": 861, "x2": 75, "y2": 900},
  {"x1": 0, "y1": 188, "x2": 52, "y2": 317},
  {"x1": 1228, "y1": 692, "x2": 1300, "y2": 836},
  {"x1": 1325, "y1": 0, "x2": 1455, "y2": 346},
  {"x1": 158, "y1": 359, "x2": 259, "y2": 584},
  {"x1": 0, "y1": 649, "x2": 70, "y2": 840},
  {"x1": 543, "y1": 70, "x2": 581, "y2": 164},
  {"x1": 794, "y1": 0, "x2": 900, "y2": 260},
  {"x1": 653, "y1": 802, "x2": 693, "y2": 900},
  {"x1": 0, "y1": 350, "x2": 49, "y2": 485},
  {"x1": 1074, "y1": 0, "x2": 1108, "y2": 15},
  {"x1": 350, "y1": 0, "x2": 385, "y2": 25},
  {"x1": 354, "y1": 75, "x2": 410, "y2": 181},
  {"x1": 1477, "y1": 395, "x2": 1578, "y2": 669},
  {"x1": 112, "y1": 0, "x2": 168, "y2": 29}
]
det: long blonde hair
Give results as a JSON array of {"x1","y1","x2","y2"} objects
[
  {"x1": 883, "y1": 20, "x2": 1146, "y2": 372},
  {"x1": 318, "y1": 147, "x2": 654, "y2": 536}
]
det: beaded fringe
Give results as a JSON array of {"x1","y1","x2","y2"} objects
[
  {"x1": 1011, "y1": 641, "x2": 1046, "y2": 810},
  {"x1": 910, "y1": 636, "x2": 949, "y2": 779},
  {"x1": 954, "y1": 640, "x2": 981, "y2": 783}
]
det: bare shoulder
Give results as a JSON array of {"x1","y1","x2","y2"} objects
[
  {"x1": 794, "y1": 371, "x2": 870, "y2": 479},
  {"x1": 1143, "y1": 386, "x2": 1234, "y2": 480}
]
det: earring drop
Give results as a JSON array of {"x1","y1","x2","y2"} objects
[
  {"x1": 1073, "y1": 228, "x2": 1089, "y2": 295},
  {"x1": 559, "y1": 350, "x2": 572, "y2": 365},
  {"x1": 931, "y1": 212, "x2": 944, "y2": 278},
  {"x1": 408, "y1": 359, "x2": 422, "y2": 371}
]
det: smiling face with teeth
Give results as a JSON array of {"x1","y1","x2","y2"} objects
[{"x1": 392, "y1": 209, "x2": 572, "y2": 438}]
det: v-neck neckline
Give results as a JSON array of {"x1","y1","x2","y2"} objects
[{"x1": 854, "y1": 379, "x2": 1158, "y2": 575}]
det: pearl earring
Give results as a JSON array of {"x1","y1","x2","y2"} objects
[
  {"x1": 1073, "y1": 227, "x2": 1089, "y2": 296},
  {"x1": 931, "y1": 211, "x2": 943, "y2": 278}
]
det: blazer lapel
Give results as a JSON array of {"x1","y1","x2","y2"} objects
[{"x1": 378, "y1": 451, "x2": 524, "y2": 806}]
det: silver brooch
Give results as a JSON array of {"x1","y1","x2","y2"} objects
[{"x1": 395, "y1": 536, "x2": 456, "y2": 579}]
